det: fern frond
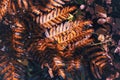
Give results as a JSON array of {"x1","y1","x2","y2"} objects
[
  {"x1": 35, "y1": 0, "x2": 71, "y2": 12},
  {"x1": 56, "y1": 29, "x2": 93, "y2": 44},
  {"x1": 36, "y1": 6, "x2": 77, "y2": 28},
  {"x1": 7, "y1": 0, "x2": 31, "y2": 16},
  {"x1": 45, "y1": 21, "x2": 73, "y2": 38},
  {"x1": 50, "y1": 56, "x2": 85, "y2": 79},
  {"x1": 45, "y1": 20, "x2": 93, "y2": 50},
  {"x1": 0, "y1": 51, "x2": 26, "y2": 80},
  {"x1": 74, "y1": 39, "x2": 93, "y2": 48},
  {"x1": 45, "y1": 20, "x2": 92, "y2": 39},
  {"x1": 12, "y1": 18, "x2": 26, "y2": 57},
  {"x1": 84, "y1": 46, "x2": 118, "y2": 79},
  {"x1": 0, "y1": 0, "x2": 10, "y2": 21},
  {"x1": 30, "y1": 5, "x2": 43, "y2": 16},
  {"x1": 29, "y1": 42, "x2": 58, "y2": 64}
]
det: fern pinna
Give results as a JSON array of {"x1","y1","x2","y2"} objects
[
  {"x1": 0, "y1": 50, "x2": 27, "y2": 80},
  {"x1": 36, "y1": 6, "x2": 77, "y2": 28},
  {"x1": 83, "y1": 45, "x2": 119, "y2": 80},
  {"x1": 0, "y1": 0, "x2": 119, "y2": 80}
]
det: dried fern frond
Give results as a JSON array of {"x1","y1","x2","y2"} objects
[
  {"x1": 55, "y1": 29, "x2": 93, "y2": 44},
  {"x1": 0, "y1": 0, "x2": 10, "y2": 21},
  {"x1": 30, "y1": 5, "x2": 43, "y2": 16},
  {"x1": 47, "y1": 56, "x2": 66, "y2": 79},
  {"x1": 36, "y1": 6, "x2": 77, "y2": 28},
  {"x1": 29, "y1": 40, "x2": 64, "y2": 69},
  {"x1": 11, "y1": 18, "x2": 28, "y2": 57},
  {"x1": 0, "y1": 51, "x2": 26, "y2": 80},
  {"x1": 84, "y1": 46, "x2": 118, "y2": 79},
  {"x1": 8, "y1": 0, "x2": 34, "y2": 15},
  {"x1": 45, "y1": 20, "x2": 93, "y2": 50},
  {"x1": 45, "y1": 20, "x2": 92, "y2": 38},
  {"x1": 45, "y1": 21, "x2": 73, "y2": 38},
  {"x1": 34, "y1": 0, "x2": 71, "y2": 13},
  {"x1": 49, "y1": 56, "x2": 85, "y2": 79}
]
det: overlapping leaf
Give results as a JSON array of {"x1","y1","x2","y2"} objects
[
  {"x1": 36, "y1": 6, "x2": 77, "y2": 28},
  {"x1": 45, "y1": 20, "x2": 93, "y2": 50},
  {"x1": 0, "y1": 51, "x2": 27, "y2": 80}
]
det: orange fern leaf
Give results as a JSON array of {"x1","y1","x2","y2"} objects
[
  {"x1": 36, "y1": 6, "x2": 77, "y2": 28},
  {"x1": 45, "y1": 21, "x2": 92, "y2": 39},
  {"x1": 0, "y1": 0, "x2": 10, "y2": 21},
  {"x1": 45, "y1": 20, "x2": 93, "y2": 50},
  {"x1": 83, "y1": 45, "x2": 118, "y2": 79},
  {"x1": 11, "y1": 18, "x2": 28, "y2": 57},
  {"x1": 0, "y1": 51, "x2": 26, "y2": 80},
  {"x1": 35, "y1": 0, "x2": 71, "y2": 12}
]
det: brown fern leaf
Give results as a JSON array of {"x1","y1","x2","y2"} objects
[
  {"x1": 29, "y1": 43, "x2": 60, "y2": 71},
  {"x1": 30, "y1": 5, "x2": 43, "y2": 16},
  {"x1": 11, "y1": 18, "x2": 28, "y2": 57},
  {"x1": 84, "y1": 46, "x2": 119, "y2": 79},
  {"x1": 0, "y1": 51, "x2": 26, "y2": 80},
  {"x1": 51, "y1": 56, "x2": 66, "y2": 79},
  {"x1": 68, "y1": 58, "x2": 82, "y2": 71},
  {"x1": 7, "y1": 0, "x2": 38, "y2": 16},
  {"x1": 73, "y1": 39, "x2": 93, "y2": 48},
  {"x1": 39, "y1": 56, "x2": 66, "y2": 79},
  {"x1": 0, "y1": 0, "x2": 10, "y2": 21},
  {"x1": 49, "y1": 56, "x2": 84, "y2": 79},
  {"x1": 34, "y1": 0, "x2": 71, "y2": 12},
  {"x1": 28, "y1": 35, "x2": 88, "y2": 79},
  {"x1": 36, "y1": 6, "x2": 77, "y2": 28},
  {"x1": 45, "y1": 21, "x2": 92, "y2": 38},
  {"x1": 45, "y1": 20, "x2": 94, "y2": 50},
  {"x1": 56, "y1": 29, "x2": 93, "y2": 44}
]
